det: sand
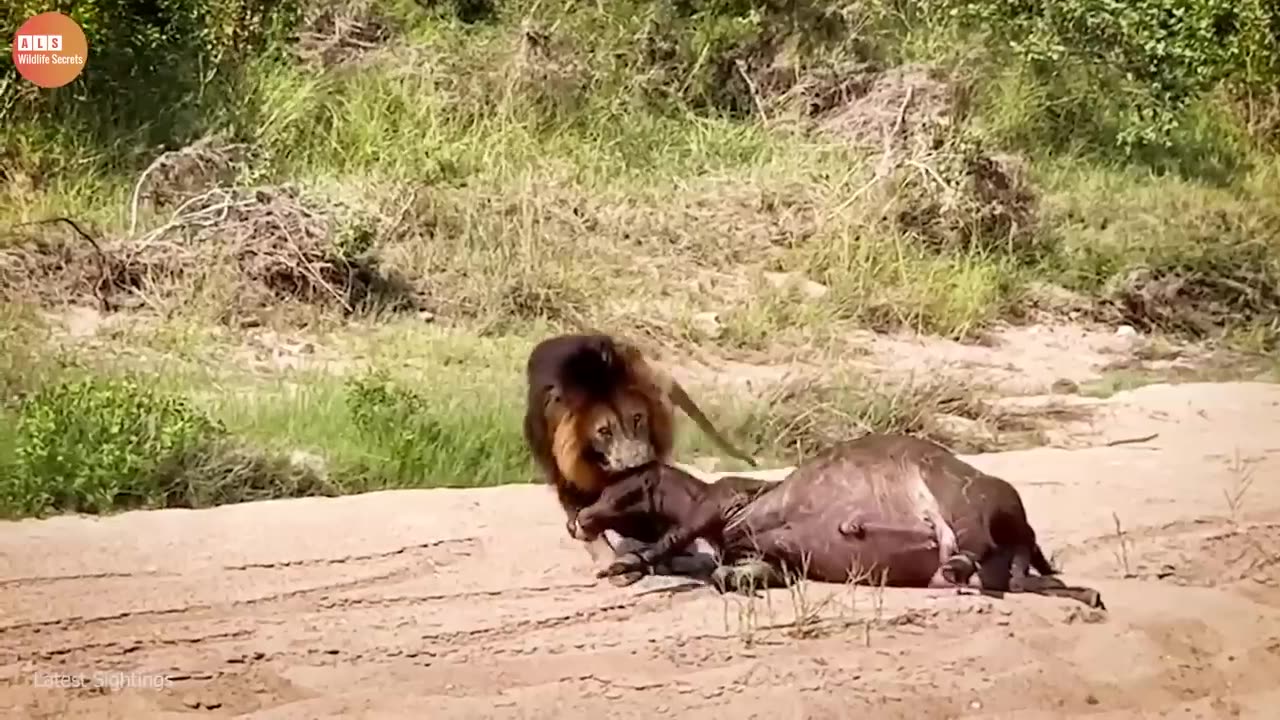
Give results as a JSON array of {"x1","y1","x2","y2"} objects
[{"x1": 2, "y1": 381, "x2": 1279, "y2": 719}]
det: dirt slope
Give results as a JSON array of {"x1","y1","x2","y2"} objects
[{"x1": 2, "y1": 382, "x2": 1279, "y2": 719}]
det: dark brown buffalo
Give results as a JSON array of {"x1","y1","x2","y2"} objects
[
  {"x1": 574, "y1": 459, "x2": 958, "y2": 591},
  {"x1": 574, "y1": 434, "x2": 1105, "y2": 609}
]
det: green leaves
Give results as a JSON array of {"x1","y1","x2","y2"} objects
[
  {"x1": 3, "y1": 376, "x2": 225, "y2": 516},
  {"x1": 937, "y1": 0, "x2": 1280, "y2": 153}
]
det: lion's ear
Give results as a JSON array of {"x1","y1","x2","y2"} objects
[
  {"x1": 542, "y1": 384, "x2": 562, "y2": 410},
  {"x1": 593, "y1": 339, "x2": 615, "y2": 368}
]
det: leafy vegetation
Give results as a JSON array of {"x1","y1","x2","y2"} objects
[{"x1": 2, "y1": 375, "x2": 226, "y2": 516}]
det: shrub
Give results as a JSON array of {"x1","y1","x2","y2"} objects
[
  {"x1": 2, "y1": 376, "x2": 226, "y2": 516},
  {"x1": 931, "y1": 0, "x2": 1280, "y2": 155},
  {"x1": 341, "y1": 370, "x2": 528, "y2": 487},
  {"x1": 1, "y1": 0, "x2": 303, "y2": 174}
]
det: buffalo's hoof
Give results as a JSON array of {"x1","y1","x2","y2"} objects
[
  {"x1": 710, "y1": 560, "x2": 773, "y2": 596},
  {"x1": 597, "y1": 552, "x2": 649, "y2": 586},
  {"x1": 607, "y1": 569, "x2": 646, "y2": 587},
  {"x1": 710, "y1": 566, "x2": 734, "y2": 593},
  {"x1": 941, "y1": 554, "x2": 978, "y2": 587}
]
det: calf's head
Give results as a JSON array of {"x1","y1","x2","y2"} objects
[{"x1": 573, "y1": 476, "x2": 657, "y2": 540}]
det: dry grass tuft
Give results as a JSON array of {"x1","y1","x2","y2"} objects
[{"x1": 727, "y1": 371, "x2": 1086, "y2": 460}]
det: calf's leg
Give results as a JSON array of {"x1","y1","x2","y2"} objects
[
  {"x1": 574, "y1": 489, "x2": 675, "y2": 587},
  {"x1": 607, "y1": 535, "x2": 717, "y2": 584},
  {"x1": 596, "y1": 513, "x2": 719, "y2": 582}
]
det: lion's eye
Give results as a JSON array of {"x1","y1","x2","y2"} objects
[
  {"x1": 632, "y1": 413, "x2": 643, "y2": 427},
  {"x1": 597, "y1": 426, "x2": 612, "y2": 438}
]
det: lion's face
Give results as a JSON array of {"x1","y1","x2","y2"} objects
[{"x1": 583, "y1": 389, "x2": 656, "y2": 473}]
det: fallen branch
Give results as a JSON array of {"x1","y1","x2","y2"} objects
[
  {"x1": 12, "y1": 216, "x2": 114, "y2": 311},
  {"x1": 734, "y1": 59, "x2": 769, "y2": 126},
  {"x1": 1104, "y1": 433, "x2": 1160, "y2": 447}
]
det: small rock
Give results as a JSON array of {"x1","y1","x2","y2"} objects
[
  {"x1": 323, "y1": 648, "x2": 340, "y2": 655},
  {"x1": 182, "y1": 695, "x2": 201, "y2": 709},
  {"x1": 1050, "y1": 378, "x2": 1079, "y2": 394},
  {"x1": 691, "y1": 311, "x2": 723, "y2": 340},
  {"x1": 288, "y1": 450, "x2": 328, "y2": 478},
  {"x1": 204, "y1": 701, "x2": 222, "y2": 710},
  {"x1": 763, "y1": 271, "x2": 829, "y2": 300},
  {"x1": 970, "y1": 700, "x2": 982, "y2": 710},
  {"x1": 1116, "y1": 325, "x2": 1137, "y2": 338},
  {"x1": 226, "y1": 656, "x2": 245, "y2": 664},
  {"x1": 1062, "y1": 606, "x2": 1108, "y2": 625},
  {"x1": 691, "y1": 455, "x2": 722, "y2": 473}
]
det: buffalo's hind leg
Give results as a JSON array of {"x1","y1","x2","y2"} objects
[
  {"x1": 709, "y1": 527, "x2": 796, "y2": 596},
  {"x1": 710, "y1": 556, "x2": 786, "y2": 596},
  {"x1": 1006, "y1": 545, "x2": 1106, "y2": 609}
]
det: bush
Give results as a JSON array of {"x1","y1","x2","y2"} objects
[
  {"x1": 2, "y1": 376, "x2": 227, "y2": 516},
  {"x1": 341, "y1": 370, "x2": 528, "y2": 487},
  {"x1": 931, "y1": 0, "x2": 1280, "y2": 155},
  {"x1": 1, "y1": 0, "x2": 303, "y2": 175}
]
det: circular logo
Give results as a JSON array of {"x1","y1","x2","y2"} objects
[{"x1": 11, "y1": 12, "x2": 88, "y2": 89}]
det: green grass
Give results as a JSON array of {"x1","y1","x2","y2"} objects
[
  {"x1": 0, "y1": 308, "x2": 1069, "y2": 517},
  {"x1": 5, "y1": 3, "x2": 1277, "y2": 345}
]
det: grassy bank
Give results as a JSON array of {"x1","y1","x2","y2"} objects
[
  {"x1": 0, "y1": 310, "x2": 1060, "y2": 518},
  {"x1": 1, "y1": 0, "x2": 1278, "y2": 517}
]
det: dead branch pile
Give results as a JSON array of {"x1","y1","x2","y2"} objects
[
  {"x1": 0, "y1": 185, "x2": 422, "y2": 325},
  {"x1": 293, "y1": 0, "x2": 394, "y2": 68},
  {"x1": 129, "y1": 133, "x2": 253, "y2": 225},
  {"x1": 1105, "y1": 261, "x2": 1280, "y2": 339},
  {"x1": 738, "y1": 56, "x2": 1045, "y2": 262}
]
